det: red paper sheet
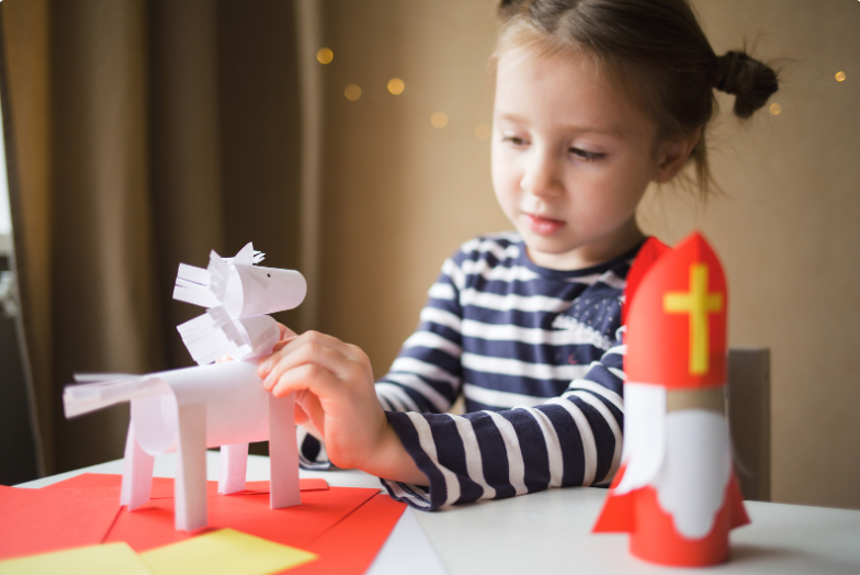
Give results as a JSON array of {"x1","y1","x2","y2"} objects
[
  {"x1": 6, "y1": 472, "x2": 404, "y2": 574},
  {"x1": 0, "y1": 484, "x2": 122, "y2": 560},
  {"x1": 289, "y1": 492, "x2": 407, "y2": 575},
  {"x1": 104, "y1": 486, "x2": 379, "y2": 552}
]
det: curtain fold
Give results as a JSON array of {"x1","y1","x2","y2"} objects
[
  {"x1": 1, "y1": 0, "x2": 304, "y2": 476},
  {"x1": 50, "y1": 0, "x2": 160, "y2": 472},
  {"x1": 150, "y1": 0, "x2": 224, "y2": 369},
  {"x1": 3, "y1": 0, "x2": 55, "y2": 475}
]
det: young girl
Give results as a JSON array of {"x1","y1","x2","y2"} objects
[{"x1": 257, "y1": 0, "x2": 778, "y2": 510}]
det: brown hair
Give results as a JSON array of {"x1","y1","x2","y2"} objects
[{"x1": 495, "y1": 0, "x2": 779, "y2": 197}]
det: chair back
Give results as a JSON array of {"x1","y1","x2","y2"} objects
[{"x1": 726, "y1": 347, "x2": 771, "y2": 501}]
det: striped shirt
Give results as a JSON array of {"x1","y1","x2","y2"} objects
[{"x1": 299, "y1": 232, "x2": 639, "y2": 510}]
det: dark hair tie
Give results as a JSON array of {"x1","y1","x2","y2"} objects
[{"x1": 713, "y1": 51, "x2": 749, "y2": 95}]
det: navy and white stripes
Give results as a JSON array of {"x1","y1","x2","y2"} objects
[{"x1": 374, "y1": 233, "x2": 639, "y2": 509}]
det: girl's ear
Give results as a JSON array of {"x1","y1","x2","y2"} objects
[{"x1": 653, "y1": 128, "x2": 702, "y2": 184}]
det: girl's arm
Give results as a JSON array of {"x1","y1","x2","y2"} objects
[
  {"x1": 380, "y1": 341, "x2": 624, "y2": 510},
  {"x1": 258, "y1": 330, "x2": 429, "y2": 485},
  {"x1": 259, "y1": 325, "x2": 624, "y2": 511}
]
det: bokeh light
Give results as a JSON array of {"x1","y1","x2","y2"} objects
[
  {"x1": 316, "y1": 48, "x2": 333, "y2": 64},
  {"x1": 387, "y1": 78, "x2": 405, "y2": 95},
  {"x1": 431, "y1": 112, "x2": 448, "y2": 128},
  {"x1": 344, "y1": 84, "x2": 362, "y2": 101},
  {"x1": 835, "y1": 71, "x2": 846, "y2": 82},
  {"x1": 769, "y1": 103, "x2": 781, "y2": 116},
  {"x1": 474, "y1": 123, "x2": 492, "y2": 140}
]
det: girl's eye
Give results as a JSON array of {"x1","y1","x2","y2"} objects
[
  {"x1": 502, "y1": 136, "x2": 527, "y2": 146},
  {"x1": 570, "y1": 147, "x2": 605, "y2": 162}
]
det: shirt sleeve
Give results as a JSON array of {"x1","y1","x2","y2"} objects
[
  {"x1": 297, "y1": 426, "x2": 332, "y2": 471},
  {"x1": 380, "y1": 332, "x2": 625, "y2": 510}
]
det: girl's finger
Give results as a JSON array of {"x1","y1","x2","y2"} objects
[
  {"x1": 294, "y1": 400, "x2": 310, "y2": 426},
  {"x1": 258, "y1": 335, "x2": 301, "y2": 377},
  {"x1": 262, "y1": 337, "x2": 362, "y2": 390},
  {"x1": 296, "y1": 390, "x2": 326, "y2": 437},
  {"x1": 259, "y1": 331, "x2": 345, "y2": 378},
  {"x1": 270, "y1": 335, "x2": 298, "y2": 355},
  {"x1": 278, "y1": 323, "x2": 297, "y2": 341},
  {"x1": 271, "y1": 361, "x2": 341, "y2": 402}
]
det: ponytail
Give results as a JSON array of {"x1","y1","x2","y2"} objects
[{"x1": 713, "y1": 51, "x2": 779, "y2": 119}]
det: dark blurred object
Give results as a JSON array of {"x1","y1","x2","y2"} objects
[
  {"x1": 727, "y1": 347, "x2": 771, "y2": 502},
  {"x1": 0, "y1": 258, "x2": 39, "y2": 485},
  {"x1": 0, "y1": 7, "x2": 42, "y2": 485}
]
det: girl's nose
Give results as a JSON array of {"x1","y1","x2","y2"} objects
[{"x1": 521, "y1": 149, "x2": 563, "y2": 198}]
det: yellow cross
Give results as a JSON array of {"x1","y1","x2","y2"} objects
[{"x1": 663, "y1": 263, "x2": 724, "y2": 375}]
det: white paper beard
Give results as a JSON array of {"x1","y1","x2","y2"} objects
[
  {"x1": 615, "y1": 383, "x2": 666, "y2": 495},
  {"x1": 652, "y1": 409, "x2": 732, "y2": 539}
]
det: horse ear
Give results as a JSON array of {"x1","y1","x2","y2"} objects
[{"x1": 623, "y1": 238, "x2": 671, "y2": 325}]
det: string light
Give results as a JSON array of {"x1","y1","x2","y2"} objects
[
  {"x1": 344, "y1": 84, "x2": 362, "y2": 101},
  {"x1": 430, "y1": 112, "x2": 448, "y2": 128},
  {"x1": 474, "y1": 124, "x2": 492, "y2": 140},
  {"x1": 387, "y1": 78, "x2": 405, "y2": 95},
  {"x1": 835, "y1": 71, "x2": 846, "y2": 82},
  {"x1": 316, "y1": 48, "x2": 333, "y2": 64},
  {"x1": 769, "y1": 103, "x2": 781, "y2": 116}
]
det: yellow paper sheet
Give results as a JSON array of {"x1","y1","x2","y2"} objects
[
  {"x1": 140, "y1": 528, "x2": 317, "y2": 575},
  {"x1": 0, "y1": 542, "x2": 154, "y2": 575}
]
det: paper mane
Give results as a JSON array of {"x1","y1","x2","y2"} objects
[
  {"x1": 593, "y1": 233, "x2": 750, "y2": 567},
  {"x1": 63, "y1": 244, "x2": 306, "y2": 531},
  {"x1": 173, "y1": 243, "x2": 306, "y2": 365}
]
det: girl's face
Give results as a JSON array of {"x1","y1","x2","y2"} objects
[{"x1": 491, "y1": 47, "x2": 678, "y2": 270}]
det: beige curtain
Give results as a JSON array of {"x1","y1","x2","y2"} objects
[{"x1": 1, "y1": 0, "x2": 304, "y2": 475}]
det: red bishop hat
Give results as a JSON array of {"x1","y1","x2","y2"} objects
[{"x1": 625, "y1": 232, "x2": 728, "y2": 389}]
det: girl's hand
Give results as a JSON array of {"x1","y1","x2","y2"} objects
[
  {"x1": 257, "y1": 331, "x2": 427, "y2": 484},
  {"x1": 270, "y1": 323, "x2": 324, "y2": 439}
]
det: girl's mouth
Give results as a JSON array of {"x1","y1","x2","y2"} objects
[{"x1": 525, "y1": 213, "x2": 565, "y2": 235}]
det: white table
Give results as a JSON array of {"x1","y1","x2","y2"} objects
[{"x1": 19, "y1": 453, "x2": 860, "y2": 575}]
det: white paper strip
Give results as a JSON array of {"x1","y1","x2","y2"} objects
[
  {"x1": 218, "y1": 443, "x2": 249, "y2": 495},
  {"x1": 230, "y1": 242, "x2": 257, "y2": 266},
  {"x1": 173, "y1": 264, "x2": 220, "y2": 308},
  {"x1": 121, "y1": 422, "x2": 155, "y2": 511},
  {"x1": 63, "y1": 376, "x2": 167, "y2": 418},
  {"x1": 174, "y1": 403, "x2": 208, "y2": 531},
  {"x1": 207, "y1": 250, "x2": 232, "y2": 302},
  {"x1": 73, "y1": 373, "x2": 140, "y2": 382},
  {"x1": 614, "y1": 382, "x2": 666, "y2": 495},
  {"x1": 268, "y1": 392, "x2": 301, "y2": 509},
  {"x1": 237, "y1": 315, "x2": 280, "y2": 359}
]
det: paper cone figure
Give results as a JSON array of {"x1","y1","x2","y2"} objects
[
  {"x1": 593, "y1": 233, "x2": 750, "y2": 567},
  {"x1": 64, "y1": 244, "x2": 306, "y2": 531}
]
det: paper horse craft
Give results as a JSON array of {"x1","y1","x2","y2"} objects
[
  {"x1": 592, "y1": 233, "x2": 750, "y2": 567},
  {"x1": 63, "y1": 243, "x2": 307, "y2": 531}
]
